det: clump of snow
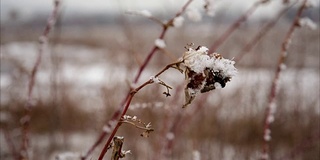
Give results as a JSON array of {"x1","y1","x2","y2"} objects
[
  {"x1": 264, "y1": 129, "x2": 271, "y2": 141},
  {"x1": 298, "y1": 17, "x2": 318, "y2": 30},
  {"x1": 280, "y1": 64, "x2": 287, "y2": 70},
  {"x1": 154, "y1": 39, "x2": 166, "y2": 49},
  {"x1": 186, "y1": 8, "x2": 202, "y2": 22},
  {"x1": 122, "y1": 115, "x2": 132, "y2": 120},
  {"x1": 56, "y1": 152, "x2": 80, "y2": 160},
  {"x1": 183, "y1": 46, "x2": 210, "y2": 73},
  {"x1": 269, "y1": 100, "x2": 277, "y2": 115},
  {"x1": 150, "y1": 76, "x2": 161, "y2": 83},
  {"x1": 192, "y1": 150, "x2": 201, "y2": 160},
  {"x1": 129, "y1": 102, "x2": 165, "y2": 110},
  {"x1": 180, "y1": 45, "x2": 237, "y2": 107},
  {"x1": 173, "y1": 16, "x2": 184, "y2": 28},
  {"x1": 166, "y1": 132, "x2": 175, "y2": 140},
  {"x1": 126, "y1": 10, "x2": 152, "y2": 18},
  {"x1": 267, "y1": 114, "x2": 275, "y2": 123}
]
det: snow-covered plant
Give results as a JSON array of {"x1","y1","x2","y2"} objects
[{"x1": 176, "y1": 45, "x2": 237, "y2": 107}]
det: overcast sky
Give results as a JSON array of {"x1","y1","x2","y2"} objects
[{"x1": 1, "y1": 0, "x2": 319, "y2": 22}]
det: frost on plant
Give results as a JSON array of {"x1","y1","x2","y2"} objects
[
  {"x1": 154, "y1": 38, "x2": 166, "y2": 49},
  {"x1": 172, "y1": 16, "x2": 184, "y2": 28},
  {"x1": 120, "y1": 115, "x2": 154, "y2": 137},
  {"x1": 298, "y1": 17, "x2": 318, "y2": 30},
  {"x1": 177, "y1": 45, "x2": 237, "y2": 107}
]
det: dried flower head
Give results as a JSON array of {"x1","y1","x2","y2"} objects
[{"x1": 178, "y1": 45, "x2": 237, "y2": 107}]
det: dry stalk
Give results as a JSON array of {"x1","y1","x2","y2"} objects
[
  {"x1": 110, "y1": 137, "x2": 124, "y2": 160},
  {"x1": 261, "y1": 0, "x2": 308, "y2": 159},
  {"x1": 97, "y1": 62, "x2": 183, "y2": 160},
  {"x1": 19, "y1": 1, "x2": 60, "y2": 159},
  {"x1": 81, "y1": 1, "x2": 194, "y2": 159}
]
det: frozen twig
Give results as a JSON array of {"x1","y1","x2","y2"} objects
[
  {"x1": 82, "y1": 1, "x2": 194, "y2": 159},
  {"x1": 19, "y1": 0, "x2": 60, "y2": 159},
  {"x1": 97, "y1": 62, "x2": 184, "y2": 160},
  {"x1": 120, "y1": 115, "x2": 154, "y2": 137},
  {"x1": 261, "y1": 0, "x2": 308, "y2": 159},
  {"x1": 133, "y1": 0, "x2": 193, "y2": 82}
]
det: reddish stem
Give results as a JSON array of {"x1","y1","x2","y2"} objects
[
  {"x1": 19, "y1": 1, "x2": 60, "y2": 159},
  {"x1": 261, "y1": 1, "x2": 307, "y2": 159},
  {"x1": 82, "y1": 1, "x2": 194, "y2": 159},
  {"x1": 98, "y1": 80, "x2": 153, "y2": 160}
]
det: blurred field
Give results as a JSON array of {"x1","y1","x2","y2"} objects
[{"x1": 1, "y1": 4, "x2": 320, "y2": 160}]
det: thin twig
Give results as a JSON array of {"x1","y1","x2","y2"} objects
[
  {"x1": 261, "y1": 1, "x2": 308, "y2": 159},
  {"x1": 133, "y1": 0, "x2": 193, "y2": 83},
  {"x1": 120, "y1": 120, "x2": 154, "y2": 131},
  {"x1": 82, "y1": 1, "x2": 194, "y2": 159},
  {"x1": 19, "y1": 1, "x2": 60, "y2": 159},
  {"x1": 97, "y1": 62, "x2": 181, "y2": 160}
]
